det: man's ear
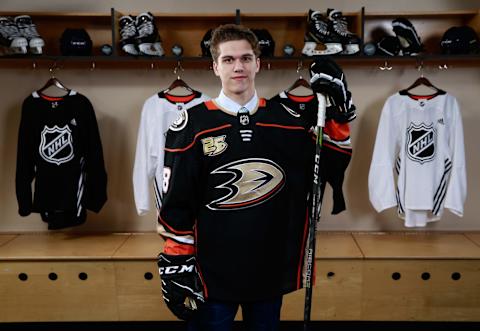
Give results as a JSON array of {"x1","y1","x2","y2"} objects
[
  {"x1": 212, "y1": 61, "x2": 220, "y2": 77},
  {"x1": 255, "y1": 57, "x2": 260, "y2": 73}
]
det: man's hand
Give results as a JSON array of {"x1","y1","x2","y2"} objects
[{"x1": 158, "y1": 253, "x2": 205, "y2": 321}]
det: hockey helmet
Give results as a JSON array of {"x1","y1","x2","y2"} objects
[
  {"x1": 252, "y1": 28, "x2": 275, "y2": 57},
  {"x1": 60, "y1": 28, "x2": 92, "y2": 56},
  {"x1": 441, "y1": 26, "x2": 479, "y2": 54},
  {"x1": 201, "y1": 28, "x2": 213, "y2": 57}
]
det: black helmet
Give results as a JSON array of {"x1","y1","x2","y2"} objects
[
  {"x1": 252, "y1": 29, "x2": 275, "y2": 57},
  {"x1": 441, "y1": 26, "x2": 479, "y2": 54},
  {"x1": 60, "y1": 28, "x2": 92, "y2": 56},
  {"x1": 200, "y1": 28, "x2": 213, "y2": 57}
]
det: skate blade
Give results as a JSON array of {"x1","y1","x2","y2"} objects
[
  {"x1": 341, "y1": 44, "x2": 360, "y2": 55},
  {"x1": 122, "y1": 44, "x2": 139, "y2": 56},
  {"x1": 302, "y1": 42, "x2": 342, "y2": 56},
  {"x1": 139, "y1": 42, "x2": 164, "y2": 57},
  {"x1": 10, "y1": 46, "x2": 28, "y2": 54},
  {"x1": 29, "y1": 46, "x2": 43, "y2": 55}
]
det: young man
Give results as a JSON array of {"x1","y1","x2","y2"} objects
[{"x1": 157, "y1": 24, "x2": 315, "y2": 331}]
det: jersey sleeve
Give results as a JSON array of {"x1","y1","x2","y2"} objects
[
  {"x1": 444, "y1": 96, "x2": 467, "y2": 216},
  {"x1": 368, "y1": 96, "x2": 398, "y2": 212},
  {"x1": 132, "y1": 98, "x2": 159, "y2": 215},
  {"x1": 158, "y1": 110, "x2": 199, "y2": 254},
  {"x1": 15, "y1": 97, "x2": 35, "y2": 216},
  {"x1": 82, "y1": 96, "x2": 108, "y2": 213}
]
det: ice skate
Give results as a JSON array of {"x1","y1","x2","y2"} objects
[
  {"x1": 0, "y1": 16, "x2": 28, "y2": 55},
  {"x1": 135, "y1": 12, "x2": 164, "y2": 57},
  {"x1": 14, "y1": 15, "x2": 45, "y2": 54},
  {"x1": 302, "y1": 9, "x2": 342, "y2": 56},
  {"x1": 119, "y1": 15, "x2": 139, "y2": 56},
  {"x1": 326, "y1": 9, "x2": 361, "y2": 55}
]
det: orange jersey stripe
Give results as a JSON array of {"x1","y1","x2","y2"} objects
[
  {"x1": 324, "y1": 142, "x2": 352, "y2": 156},
  {"x1": 40, "y1": 95, "x2": 64, "y2": 101},
  {"x1": 256, "y1": 122, "x2": 306, "y2": 131},
  {"x1": 324, "y1": 120, "x2": 350, "y2": 141},
  {"x1": 286, "y1": 94, "x2": 315, "y2": 103},
  {"x1": 164, "y1": 239, "x2": 195, "y2": 255},
  {"x1": 165, "y1": 124, "x2": 232, "y2": 153},
  {"x1": 164, "y1": 93, "x2": 197, "y2": 104},
  {"x1": 158, "y1": 214, "x2": 194, "y2": 235}
]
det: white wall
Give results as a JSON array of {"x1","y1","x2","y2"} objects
[{"x1": 1, "y1": 0, "x2": 479, "y2": 233}]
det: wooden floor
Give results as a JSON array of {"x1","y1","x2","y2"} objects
[{"x1": 0, "y1": 232, "x2": 479, "y2": 323}]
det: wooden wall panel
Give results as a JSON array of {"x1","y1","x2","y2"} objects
[
  {"x1": 281, "y1": 261, "x2": 363, "y2": 321},
  {"x1": 114, "y1": 261, "x2": 175, "y2": 321},
  {"x1": 360, "y1": 260, "x2": 480, "y2": 321},
  {"x1": 0, "y1": 261, "x2": 119, "y2": 322}
]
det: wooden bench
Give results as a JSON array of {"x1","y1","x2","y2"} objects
[{"x1": 0, "y1": 232, "x2": 479, "y2": 322}]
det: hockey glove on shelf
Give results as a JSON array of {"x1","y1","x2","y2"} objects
[{"x1": 158, "y1": 253, "x2": 205, "y2": 321}]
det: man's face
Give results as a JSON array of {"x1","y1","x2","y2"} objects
[{"x1": 213, "y1": 39, "x2": 260, "y2": 99}]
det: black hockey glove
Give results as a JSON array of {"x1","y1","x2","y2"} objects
[
  {"x1": 158, "y1": 253, "x2": 205, "y2": 321},
  {"x1": 309, "y1": 57, "x2": 357, "y2": 122}
]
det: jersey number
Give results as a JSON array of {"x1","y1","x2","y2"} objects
[{"x1": 162, "y1": 167, "x2": 171, "y2": 194}]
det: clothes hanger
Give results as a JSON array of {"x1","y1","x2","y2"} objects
[
  {"x1": 399, "y1": 61, "x2": 446, "y2": 96},
  {"x1": 37, "y1": 64, "x2": 71, "y2": 95},
  {"x1": 285, "y1": 61, "x2": 312, "y2": 95},
  {"x1": 164, "y1": 61, "x2": 194, "y2": 95}
]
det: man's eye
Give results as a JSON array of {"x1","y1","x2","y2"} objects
[
  {"x1": 223, "y1": 58, "x2": 233, "y2": 63},
  {"x1": 242, "y1": 57, "x2": 252, "y2": 62}
]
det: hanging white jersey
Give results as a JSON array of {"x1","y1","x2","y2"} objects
[
  {"x1": 133, "y1": 90, "x2": 210, "y2": 215},
  {"x1": 368, "y1": 92, "x2": 466, "y2": 227}
]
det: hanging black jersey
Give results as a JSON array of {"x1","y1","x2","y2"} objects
[
  {"x1": 271, "y1": 91, "x2": 353, "y2": 214},
  {"x1": 15, "y1": 91, "x2": 107, "y2": 229},
  {"x1": 159, "y1": 99, "x2": 314, "y2": 301}
]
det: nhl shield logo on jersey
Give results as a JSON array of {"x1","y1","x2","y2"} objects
[
  {"x1": 169, "y1": 109, "x2": 188, "y2": 131},
  {"x1": 207, "y1": 158, "x2": 285, "y2": 210},
  {"x1": 39, "y1": 125, "x2": 74, "y2": 165},
  {"x1": 406, "y1": 123, "x2": 436, "y2": 164}
]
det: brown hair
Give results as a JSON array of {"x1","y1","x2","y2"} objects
[{"x1": 209, "y1": 24, "x2": 260, "y2": 62}]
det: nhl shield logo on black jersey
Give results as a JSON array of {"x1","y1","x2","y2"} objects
[
  {"x1": 406, "y1": 123, "x2": 436, "y2": 164},
  {"x1": 39, "y1": 125, "x2": 74, "y2": 165},
  {"x1": 207, "y1": 158, "x2": 285, "y2": 210}
]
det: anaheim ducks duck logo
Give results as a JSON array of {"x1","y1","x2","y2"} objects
[
  {"x1": 169, "y1": 109, "x2": 188, "y2": 131},
  {"x1": 39, "y1": 125, "x2": 74, "y2": 165},
  {"x1": 207, "y1": 158, "x2": 285, "y2": 210}
]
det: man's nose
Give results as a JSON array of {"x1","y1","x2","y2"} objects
[{"x1": 233, "y1": 59, "x2": 244, "y2": 71}]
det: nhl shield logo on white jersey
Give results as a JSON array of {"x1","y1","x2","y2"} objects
[
  {"x1": 39, "y1": 125, "x2": 74, "y2": 165},
  {"x1": 406, "y1": 123, "x2": 436, "y2": 164}
]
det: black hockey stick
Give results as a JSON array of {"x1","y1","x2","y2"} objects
[{"x1": 303, "y1": 92, "x2": 327, "y2": 331}]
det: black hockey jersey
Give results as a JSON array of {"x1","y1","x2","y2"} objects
[
  {"x1": 271, "y1": 91, "x2": 353, "y2": 214},
  {"x1": 16, "y1": 91, "x2": 107, "y2": 229},
  {"x1": 159, "y1": 99, "x2": 314, "y2": 301}
]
